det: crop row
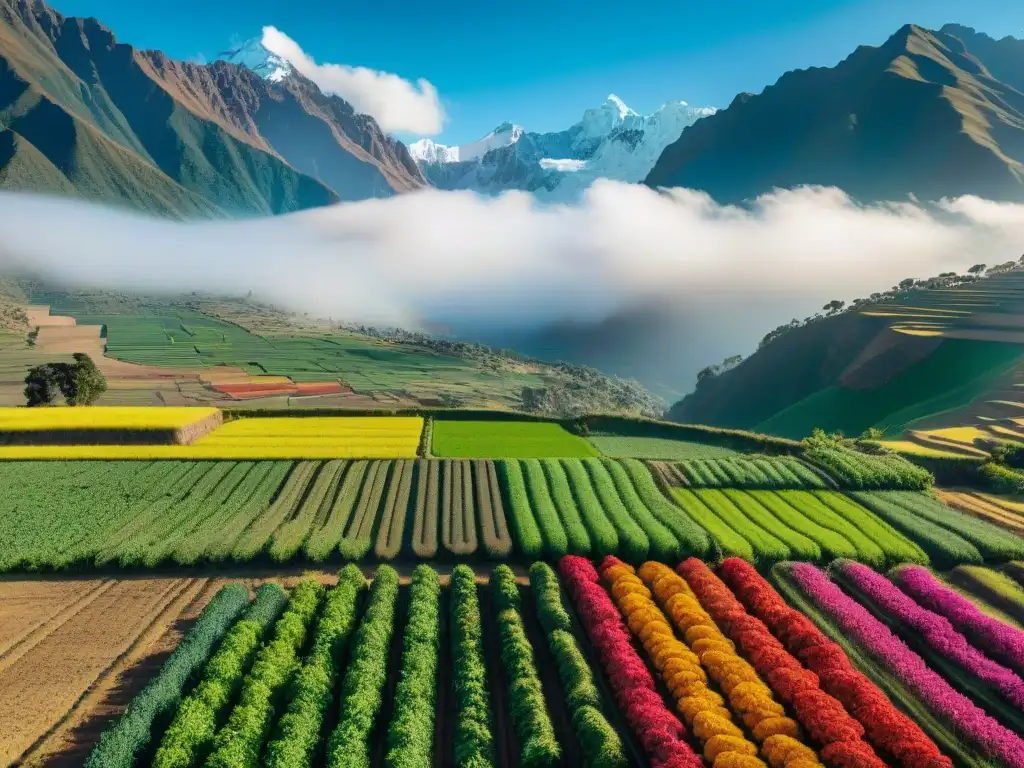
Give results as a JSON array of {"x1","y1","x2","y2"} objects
[
  {"x1": 801, "y1": 433, "x2": 933, "y2": 490},
  {"x1": 559, "y1": 555, "x2": 703, "y2": 768},
  {"x1": 660, "y1": 456, "x2": 830, "y2": 489},
  {"x1": 3, "y1": 460, "x2": 1017, "y2": 573},
  {"x1": 491, "y1": 565, "x2": 561, "y2": 766},
  {"x1": 603, "y1": 557, "x2": 819, "y2": 768}
]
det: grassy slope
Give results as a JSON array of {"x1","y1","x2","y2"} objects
[{"x1": 755, "y1": 339, "x2": 1023, "y2": 438}]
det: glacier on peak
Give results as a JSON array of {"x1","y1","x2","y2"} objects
[
  {"x1": 217, "y1": 37, "x2": 292, "y2": 82},
  {"x1": 411, "y1": 95, "x2": 716, "y2": 200},
  {"x1": 408, "y1": 121, "x2": 524, "y2": 164}
]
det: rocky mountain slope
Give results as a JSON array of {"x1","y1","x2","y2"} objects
[
  {"x1": 0, "y1": 1, "x2": 424, "y2": 217},
  {"x1": 647, "y1": 24, "x2": 1024, "y2": 203},
  {"x1": 412, "y1": 95, "x2": 715, "y2": 200}
]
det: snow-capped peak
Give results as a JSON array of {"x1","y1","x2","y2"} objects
[
  {"x1": 604, "y1": 94, "x2": 637, "y2": 119},
  {"x1": 217, "y1": 37, "x2": 292, "y2": 82},
  {"x1": 409, "y1": 121, "x2": 524, "y2": 164}
]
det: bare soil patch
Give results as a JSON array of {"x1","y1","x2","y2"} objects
[{"x1": 0, "y1": 577, "x2": 200, "y2": 765}]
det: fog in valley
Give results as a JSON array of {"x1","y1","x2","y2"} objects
[{"x1": 2, "y1": 183, "x2": 1023, "y2": 397}]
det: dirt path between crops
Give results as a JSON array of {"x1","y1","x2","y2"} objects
[
  {"x1": 432, "y1": 587, "x2": 453, "y2": 768},
  {"x1": 478, "y1": 585, "x2": 516, "y2": 768},
  {"x1": 519, "y1": 585, "x2": 581, "y2": 767},
  {"x1": 0, "y1": 576, "x2": 209, "y2": 766},
  {"x1": 370, "y1": 583, "x2": 409, "y2": 768}
]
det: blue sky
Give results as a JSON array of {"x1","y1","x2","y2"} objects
[{"x1": 52, "y1": 0, "x2": 1021, "y2": 145}]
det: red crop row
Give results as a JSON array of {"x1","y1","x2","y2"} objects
[
  {"x1": 559, "y1": 556, "x2": 703, "y2": 768},
  {"x1": 676, "y1": 558, "x2": 884, "y2": 768},
  {"x1": 717, "y1": 558, "x2": 949, "y2": 768}
]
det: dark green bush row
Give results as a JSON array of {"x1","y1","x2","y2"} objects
[
  {"x1": 325, "y1": 565, "x2": 400, "y2": 768},
  {"x1": 386, "y1": 565, "x2": 441, "y2": 768},
  {"x1": 528, "y1": 563, "x2": 626, "y2": 768},
  {"x1": 492, "y1": 565, "x2": 561, "y2": 767},
  {"x1": 153, "y1": 584, "x2": 288, "y2": 768},
  {"x1": 264, "y1": 566, "x2": 366, "y2": 768},
  {"x1": 541, "y1": 460, "x2": 593, "y2": 556},
  {"x1": 205, "y1": 578, "x2": 323, "y2": 768},
  {"x1": 529, "y1": 562, "x2": 572, "y2": 635},
  {"x1": 802, "y1": 432, "x2": 933, "y2": 490},
  {"x1": 600, "y1": 459, "x2": 679, "y2": 562},
  {"x1": 886, "y1": 491, "x2": 1024, "y2": 562},
  {"x1": 618, "y1": 459, "x2": 711, "y2": 557},
  {"x1": 85, "y1": 584, "x2": 251, "y2": 768},
  {"x1": 850, "y1": 492, "x2": 983, "y2": 569},
  {"x1": 450, "y1": 565, "x2": 497, "y2": 768}
]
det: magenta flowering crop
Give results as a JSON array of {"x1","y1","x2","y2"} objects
[
  {"x1": 893, "y1": 565, "x2": 1024, "y2": 676},
  {"x1": 835, "y1": 560, "x2": 1024, "y2": 710},
  {"x1": 789, "y1": 562, "x2": 1024, "y2": 768}
]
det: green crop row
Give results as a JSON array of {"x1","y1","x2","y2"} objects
[
  {"x1": 85, "y1": 584, "x2": 250, "y2": 768},
  {"x1": 693, "y1": 488, "x2": 791, "y2": 562},
  {"x1": 802, "y1": 433, "x2": 933, "y2": 490},
  {"x1": 205, "y1": 578, "x2": 322, "y2": 768},
  {"x1": 386, "y1": 565, "x2": 441, "y2": 768},
  {"x1": 599, "y1": 459, "x2": 679, "y2": 561},
  {"x1": 270, "y1": 461, "x2": 348, "y2": 562},
  {"x1": 674, "y1": 456, "x2": 828, "y2": 489},
  {"x1": 305, "y1": 461, "x2": 369, "y2": 562},
  {"x1": 491, "y1": 565, "x2": 561, "y2": 767},
  {"x1": 542, "y1": 460, "x2": 593, "y2": 555},
  {"x1": 851, "y1": 492, "x2": 984, "y2": 569},
  {"x1": 886, "y1": 491, "x2": 1024, "y2": 562},
  {"x1": 450, "y1": 564, "x2": 497, "y2": 768},
  {"x1": 528, "y1": 563, "x2": 626, "y2": 768},
  {"x1": 265, "y1": 566, "x2": 366, "y2": 768},
  {"x1": 619, "y1": 459, "x2": 711, "y2": 557},
  {"x1": 746, "y1": 490, "x2": 859, "y2": 561},
  {"x1": 325, "y1": 565, "x2": 400, "y2": 768},
  {"x1": 580, "y1": 460, "x2": 649, "y2": 562},
  {"x1": 721, "y1": 488, "x2": 822, "y2": 560},
  {"x1": 521, "y1": 459, "x2": 570, "y2": 559},
  {"x1": 153, "y1": 584, "x2": 288, "y2": 768},
  {"x1": 670, "y1": 488, "x2": 753, "y2": 560},
  {"x1": 559, "y1": 460, "x2": 619, "y2": 558}
]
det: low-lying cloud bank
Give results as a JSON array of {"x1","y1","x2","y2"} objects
[{"x1": 1, "y1": 182, "x2": 1022, "y2": 391}]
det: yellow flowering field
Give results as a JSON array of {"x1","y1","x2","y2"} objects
[{"x1": 0, "y1": 407, "x2": 220, "y2": 430}]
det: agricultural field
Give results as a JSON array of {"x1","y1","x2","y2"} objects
[
  {"x1": 431, "y1": 420, "x2": 600, "y2": 458},
  {"x1": 2, "y1": 455, "x2": 1022, "y2": 573},
  {"x1": 0, "y1": 415, "x2": 424, "y2": 459},
  {"x1": 585, "y1": 434, "x2": 742, "y2": 459},
  {"x1": 7, "y1": 556, "x2": 1019, "y2": 766},
  {"x1": 651, "y1": 456, "x2": 832, "y2": 489}
]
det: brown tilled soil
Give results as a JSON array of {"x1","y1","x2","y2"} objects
[
  {"x1": 0, "y1": 580, "x2": 108, "y2": 658},
  {"x1": 519, "y1": 586, "x2": 580, "y2": 766},
  {"x1": 0, "y1": 576, "x2": 212, "y2": 766},
  {"x1": 478, "y1": 585, "x2": 515, "y2": 768}
]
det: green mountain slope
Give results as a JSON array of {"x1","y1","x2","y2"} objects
[
  {"x1": 671, "y1": 271, "x2": 1024, "y2": 441},
  {"x1": 646, "y1": 24, "x2": 1024, "y2": 203}
]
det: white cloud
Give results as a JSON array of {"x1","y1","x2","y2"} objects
[
  {"x1": 1, "y1": 183, "x2": 1022, "y2": 388},
  {"x1": 260, "y1": 26, "x2": 445, "y2": 135},
  {"x1": 539, "y1": 158, "x2": 588, "y2": 172}
]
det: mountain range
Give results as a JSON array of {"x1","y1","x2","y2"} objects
[
  {"x1": 409, "y1": 95, "x2": 717, "y2": 200},
  {"x1": 647, "y1": 23, "x2": 1024, "y2": 203},
  {"x1": 0, "y1": 0, "x2": 423, "y2": 218}
]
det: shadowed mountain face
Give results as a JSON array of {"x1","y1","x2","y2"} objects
[
  {"x1": 646, "y1": 24, "x2": 1024, "y2": 204},
  {"x1": 0, "y1": 0, "x2": 424, "y2": 217}
]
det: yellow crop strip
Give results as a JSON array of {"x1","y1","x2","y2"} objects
[
  {"x1": 0, "y1": 406, "x2": 220, "y2": 430},
  {"x1": 0, "y1": 415, "x2": 424, "y2": 459}
]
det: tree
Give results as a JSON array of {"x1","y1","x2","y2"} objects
[
  {"x1": 24, "y1": 364, "x2": 60, "y2": 407},
  {"x1": 822, "y1": 300, "x2": 845, "y2": 315},
  {"x1": 968, "y1": 263, "x2": 987, "y2": 275},
  {"x1": 23, "y1": 354, "x2": 106, "y2": 407},
  {"x1": 70, "y1": 353, "x2": 107, "y2": 405}
]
